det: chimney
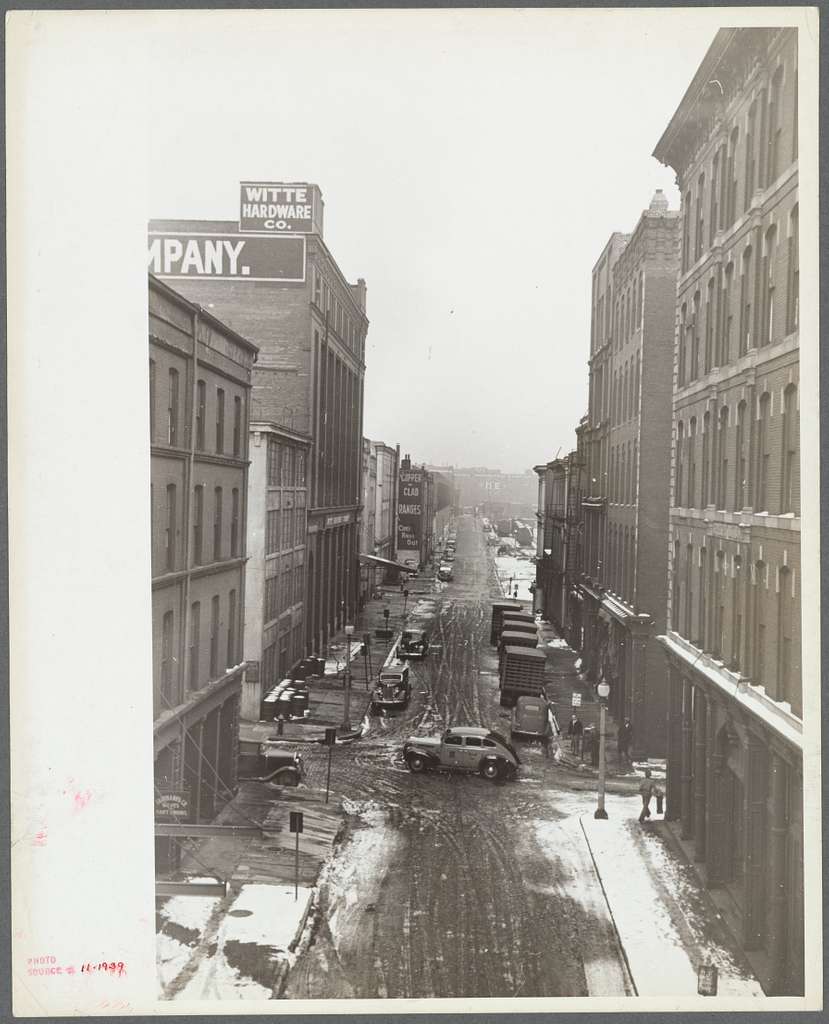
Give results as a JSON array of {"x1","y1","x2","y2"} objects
[
  {"x1": 649, "y1": 188, "x2": 669, "y2": 214},
  {"x1": 351, "y1": 277, "x2": 367, "y2": 313}
]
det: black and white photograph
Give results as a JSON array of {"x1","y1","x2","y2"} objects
[{"x1": 8, "y1": 5, "x2": 822, "y2": 1015}]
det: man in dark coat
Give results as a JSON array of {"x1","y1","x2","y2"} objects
[
  {"x1": 618, "y1": 717, "x2": 633, "y2": 767},
  {"x1": 567, "y1": 713, "x2": 584, "y2": 757}
]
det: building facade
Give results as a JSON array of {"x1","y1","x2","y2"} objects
[
  {"x1": 149, "y1": 275, "x2": 257, "y2": 863},
  {"x1": 359, "y1": 439, "x2": 400, "y2": 602},
  {"x1": 653, "y1": 28, "x2": 802, "y2": 994},
  {"x1": 577, "y1": 192, "x2": 681, "y2": 755},
  {"x1": 533, "y1": 449, "x2": 585, "y2": 646},
  {"x1": 150, "y1": 196, "x2": 367, "y2": 659},
  {"x1": 241, "y1": 424, "x2": 311, "y2": 718}
]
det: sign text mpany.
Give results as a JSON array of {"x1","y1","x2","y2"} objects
[{"x1": 148, "y1": 237, "x2": 247, "y2": 276}]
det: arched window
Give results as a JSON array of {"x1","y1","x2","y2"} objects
[
  {"x1": 726, "y1": 126, "x2": 740, "y2": 225},
  {"x1": 717, "y1": 405, "x2": 729, "y2": 509},
  {"x1": 720, "y1": 263, "x2": 734, "y2": 366},
  {"x1": 787, "y1": 205, "x2": 799, "y2": 333},
  {"x1": 632, "y1": 439, "x2": 638, "y2": 506},
  {"x1": 705, "y1": 278, "x2": 716, "y2": 372},
  {"x1": 752, "y1": 561, "x2": 766, "y2": 684},
  {"x1": 633, "y1": 352, "x2": 640, "y2": 412},
  {"x1": 678, "y1": 304, "x2": 688, "y2": 385},
  {"x1": 734, "y1": 401, "x2": 748, "y2": 510},
  {"x1": 745, "y1": 99, "x2": 757, "y2": 203},
  {"x1": 675, "y1": 421, "x2": 685, "y2": 507},
  {"x1": 213, "y1": 486, "x2": 223, "y2": 561},
  {"x1": 701, "y1": 410, "x2": 711, "y2": 506},
  {"x1": 193, "y1": 484, "x2": 204, "y2": 565},
  {"x1": 710, "y1": 147, "x2": 722, "y2": 245},
  {"x1": 713, "y1": 550, "x2": 726, "y2": 658},
  {"x1": 165, "y1": 483, "x2": 177, "y2": 571},
  {"x1": 621, "y1": 447, "x2": 627, "y2": 505},
  {"x1": 731, "y1": 554, "x2": 743, "y2": 670},
  {"x1": 767, "y1": 65, "x2": 784, "y2": 184},
  {"x1": 682, "y1": 189, "x2": 693, "y2": 273},
  {"x1": 195, "y1": 379, "x2": 206, "y2": 450},
  {"x1": 684, "y1": 544, "x2": 694, "y2": 638},
  {"x1": 739, "y1": 246, "x2": 753, "y2": 355},
  {"x1": 189, "y1": 602, "x2": 200, "y2": 692},
  {"x1": 698, "y1": 547, "x2": 707, "y2": 648},
  {"x1": 161, "y1": 609, "x2": 175, "y2": 705},
  {"x1": 762, "y1": 225, "x2": 777, "y2": 346},
  {"x1": 781, "y1": 384, "x2": 798, "y2": 513},
  {"x1": 167, "y1": 368, "x2": 179, "y2": 446},
  {"x1": 691, "y1": 292, "x2": 701, "y2": 380},
  {"x1": 695, "y1": 173, "x2": 705, "y2": 262},
  {"x1": 671, "y1": 539, "x2": 681, "y2": 631},
  {"x1": 755, "y1": 393, "x2": 771, "y2": 512},
  {"x1": 777, "y1": 565, "x2": 793, "y2": 705},
  {"x1": 688, "y1": 418, "x2": 697, "y2": 507}
]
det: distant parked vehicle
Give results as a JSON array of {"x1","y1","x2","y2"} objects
[
  {"x1": 402, "y1": 726, "x2": 521, "y2": 781},
  {"x1": 437, "y1": 564, "x2": 453, "y2": 582},
  {"x1": 399, "y1": 629, "x2": 430, "y2": 660}
]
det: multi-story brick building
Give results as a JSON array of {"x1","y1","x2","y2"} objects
[
  {"x1": 241, "y1": 423, "x2": 311, "y2": 719},
  {"x1": 359, "y1": 439, "x2": 400, "y2": 602},
  {"x1": 577, "y1": 192, "x2": 680, "y2": 756},
  {"x1": 149, "y1": 274, "x2": 257, "y2": 865},
  {"x1": 653, "y1": 27, "x2": 802, "y2": 994},
  {"x1": 149, "y1": 190, "x2": 367, "y2": 658},
  {"x1": 533, "y1": 448, "x2": 585, "y2": 646}
]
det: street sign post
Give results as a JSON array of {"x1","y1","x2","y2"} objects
[
  {"x1": 289, "y1": 811, "x2": 304, "y2": 902},
  {"x1": 324, "y1": 727, "x2": 337, "y2": 803}
]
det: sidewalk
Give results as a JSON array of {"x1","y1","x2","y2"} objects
[
  {"x1": 240, "y1": 563, "x2": 445, "y2": 748},
  {"x1": 156, "y1": 783, "x2": 345, "y2": 1000},
  {"x1": 579, "y1": 794, "x2": 764, "y2": 998}
]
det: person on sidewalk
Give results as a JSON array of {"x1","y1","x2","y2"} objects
[
  {"x1": 568, "y1": 713, "x2": 584, "y2": 758},
  {"x1": 617, "y1": 717, "x2": 633, "y2": 768},
  {"x1": 638, "y1": 767, "x2": 655, "y2": 823}
]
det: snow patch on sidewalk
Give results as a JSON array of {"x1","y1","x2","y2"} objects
[{"x1": 581, "y1": 799, "x2": 764, "y2": 998}]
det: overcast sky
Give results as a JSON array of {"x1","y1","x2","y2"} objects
[{"x1": 147, "y1": 10, "x2": 722, "y2": 473}]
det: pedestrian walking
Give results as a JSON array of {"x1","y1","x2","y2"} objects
[
  {"x1": 617, "y1": 717, "x2": 633, "y2": 767},
  {"x1": 568, "y1": 713, "x2": 584, "y2": 758},
  {"x1": 638, "y1": 767, "x2": 655, "y2": 823}
]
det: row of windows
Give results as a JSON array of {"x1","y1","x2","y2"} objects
[
  {"x1": 266, "y1": 507, "x2": 307, "y2": 555},
  {"x1": 677, "y1": 206, "x2": 799, "y2": 387},
  {"x1": 681, "y1": 58, "x2": 797, "y2": 275},
  {"x1": 267, "y1": 437, "x2": 307, "y2": 488},
  {"x1": 674, "y1": 384, "x2": 799, "y2": 516},
  {"x1": 608, "y1": 439, "x2": 639, "y2": 506},
  {"x1": 312, "y1": 266, "x2": 364, "y2": 359},
  {"x1": 605, "y1": 521, "x2": 636, "y2": 606},
  {"x1": 264, "y1": 561, "x2": 305, "y2": 623},
  {"x1": 261, "y1": 621, "x2": 305, "y2": 689},
  {"x1": 671, "y1": 543, "x2": 800, "y2": 714},
  {"x1": 158, "y1": 590, "x2": 239, "y2": 708},
  {"x1": 149, "y1": 361, "x2": 245, "y2": 458},
  {"x1": 156, "y1": 483, "x2": 242, "y2": 573}
]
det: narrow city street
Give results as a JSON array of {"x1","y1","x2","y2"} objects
[{"x1": 283, "y1": 516, "x2": 632, "y2": 999}]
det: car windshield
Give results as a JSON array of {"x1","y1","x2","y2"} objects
[{"x1": 486, "y1": 729, "x2": 521, "y2": 764}]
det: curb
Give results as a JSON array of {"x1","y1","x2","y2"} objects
[{"x1": 578, "y1": 815, "x2": 638, "y2": 997}]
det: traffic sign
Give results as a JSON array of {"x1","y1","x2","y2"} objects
[
  {"x1": 571, "y1": 692, "x2": 582, "y2": 707},
  {"x1": 289, "y1": 811, "x2": 304, "y2": 834}
]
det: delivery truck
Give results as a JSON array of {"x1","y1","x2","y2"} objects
[{"x1": 499, "y1": 646, "x2": 547, "y2": 708}]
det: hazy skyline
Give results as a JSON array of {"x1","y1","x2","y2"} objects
[{"x1": 147, "y1": 11, "x2": 723, "y2": 472}]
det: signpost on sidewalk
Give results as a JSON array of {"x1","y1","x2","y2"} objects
[
  {"x1": 324, "y1": 727, "x2": 337, "y2": 803},
  {"x1": 342, "y1": 624, "x2": 354, "y2": 731},
  {"x1": 594, "y1": 681, "x2": 609, "y2": 820},
  {"x1": 289, "y1": 811, "x2": 304, "y2": 901}
]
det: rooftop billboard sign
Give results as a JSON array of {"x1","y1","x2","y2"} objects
[
  {"x1": 239, "y1": 182, "x2": 318, "y2": 234},
  {"x1": 148, "y1": 230, "x2": 305, "y2": 283}
]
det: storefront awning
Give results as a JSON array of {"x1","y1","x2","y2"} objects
[{"x1": 359, "y1": 554, "x2": 418, "y2": 573}]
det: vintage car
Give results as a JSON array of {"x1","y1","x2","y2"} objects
[
  {"x1": 402, "y1": 725, "x2": 520, "y2": 781},
  {"x1": 237, "y1": 743, "x2": 304, "y2": 786},
  {"x1": 399, "y1": 629, "x2": 430, "y2": 660},
  {"x1": 437, "y1": 564, "x2": 453, "y2": 582},
  {"x1": 371, "y1": 663, "x2": 411, "y2": 712}
]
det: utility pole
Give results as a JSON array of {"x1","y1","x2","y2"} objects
[
  {"x1": 342, "y1": 624, "x2": 354, "y2": 731},
  {"x1": 595, "y1": 680, "x2": 610, "y2": 819}
]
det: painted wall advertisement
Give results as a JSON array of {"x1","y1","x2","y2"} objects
[
  {"x1": 239, "y1": 182, "x2": 316, "y2": 234},
  {"x1": 148, "y1": 228, "x2": 306, "y2": 282},
  {"x1": 397, "y1": 469, "x2": 423, "y2": 555}
]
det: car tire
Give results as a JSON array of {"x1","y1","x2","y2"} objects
[
  {"x1": 480, "y1": 759, "x2": 503, "y2": 781},
  {"x1": 407, "y1": 753, "x2": 427, "y2": 773}
]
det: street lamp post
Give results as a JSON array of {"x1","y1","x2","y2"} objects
[
  {"x1": 402, "y1": 589, "x2": 409, "y2": 635},
  {"x1": 594, "y1": 680, "x2": 610, "y2": 819},
  {"x1": 343, "y1": 624, "x2": 354, "y2": 731}
]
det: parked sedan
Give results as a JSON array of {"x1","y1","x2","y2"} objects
[{"x1": 402, "y1": 726, "x2": 520, "y2": 781}]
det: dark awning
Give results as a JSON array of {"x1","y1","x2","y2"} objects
[{"x1": 359, "y1": 553, "x2": 418, "y2": 573}]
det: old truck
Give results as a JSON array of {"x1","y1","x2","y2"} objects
[
  {"x1": 490, "y1": 601, "x2": 524, "y2": 645},
  {"x1": 499, "y1": 646, "x2": 547, "y2": 708}
]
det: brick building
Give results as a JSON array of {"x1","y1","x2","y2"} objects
[
  {"x1": 241, "y1": 423, "x2": 311, "y2": 719},
  {"x1": 359, "y1": 439, "x2": 400, "y2": 602},
  {"x1": 576, "y1": 192, "x2": 680, "y2": 755},
  {"x1": 533, "y1": 448, "x2": 585, "y2": 646},
  {"x1": 149, "y1": 275, "x2": 257, "y2": 866},
  {"x1": 150, "y1": 195, "x2": 367, "y2": 658},
  {"x1": 653, "y1": 28, "x2": 802, "y2": 993}
]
